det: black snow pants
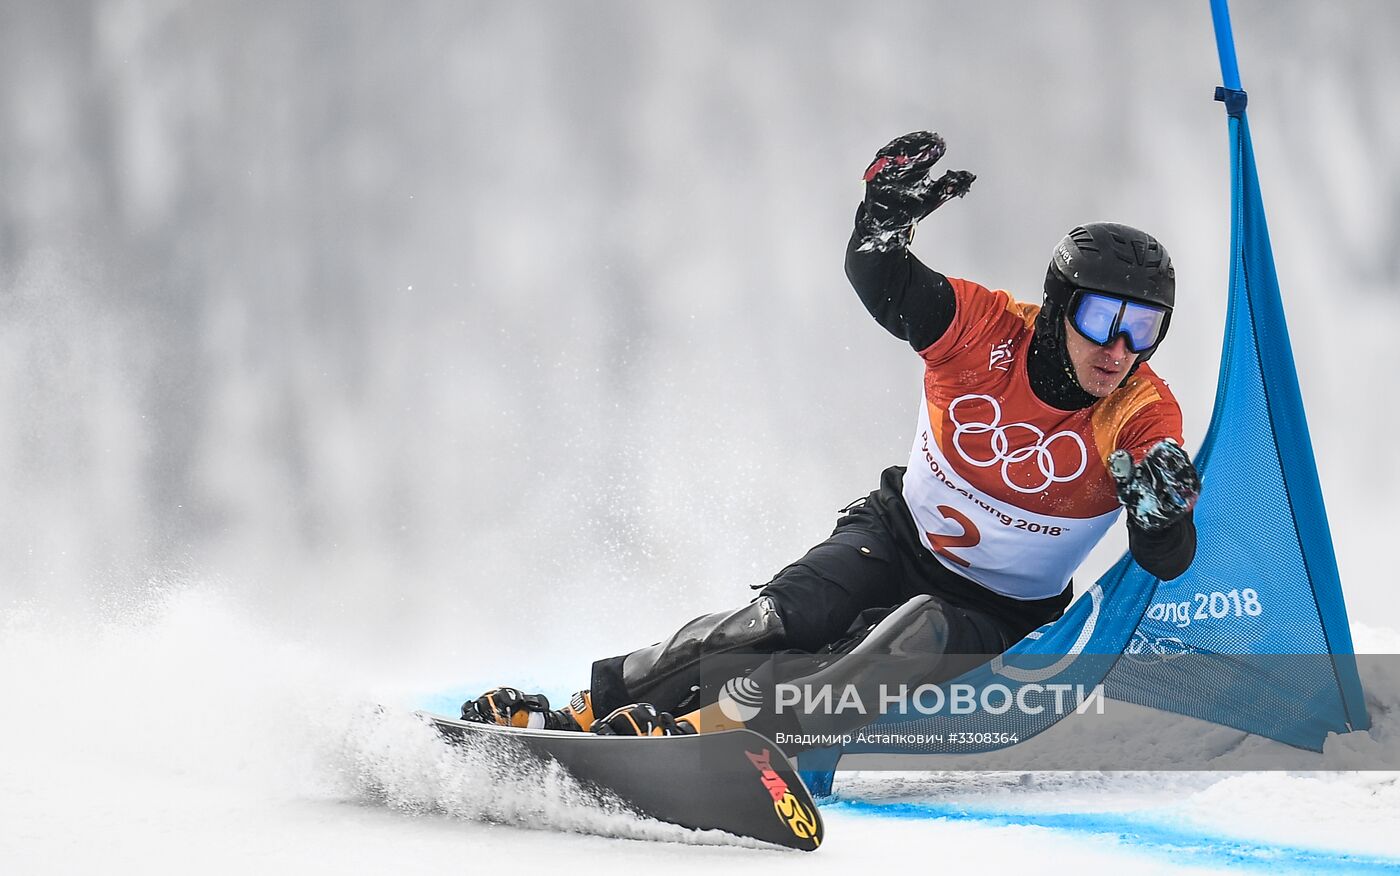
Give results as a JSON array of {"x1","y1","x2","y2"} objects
[{"x1": 589, "y1": 466, "x2": 1074, "y2": 717}]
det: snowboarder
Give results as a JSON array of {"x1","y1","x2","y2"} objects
[{"x1": 461, "y1": 131, "x2": 1201, "y2": 739}]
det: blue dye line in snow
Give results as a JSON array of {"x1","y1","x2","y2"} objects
[
  {"x1": 420, "y1": 694, "x2": 467, "y2": 716},
  {"x1": 827, "y1": 799, "x2": 1400, "y2": 874}
]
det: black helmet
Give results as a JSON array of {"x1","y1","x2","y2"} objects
[{"x1": 1039, "y1": 222, "x2": 1176, "y2": 364}]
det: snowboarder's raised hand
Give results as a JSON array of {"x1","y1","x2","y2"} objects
[
  {"x1": 1108, "y1": 439, "x2": 1201, "y2": 532},
  {"x1": 856, "y1": 131, "x2": 975, "y2": 252},
  {"x1": 590, "y1": 702, "x2": 697, "y2": 737}
]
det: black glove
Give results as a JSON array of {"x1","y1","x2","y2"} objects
[
  {"x1": 590, "y1": 703, "x2": 696, "y2": 737},
  {"x1": 1108, "y1": 439, "x2": 1202, "y2": 532},
  {"x1": 461, "y1": 686, "x2": 551, "y2": 727},
  {"x1": 856, "y1": 131, "x2": 976, "y2": 252}
]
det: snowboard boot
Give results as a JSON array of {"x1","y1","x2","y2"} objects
[
  {"x1": 590, "y1": 702, "x2": 697, "y2": 737},
  {"x1": 460, "y1": 687, "x2": 597, "y2": 732}
]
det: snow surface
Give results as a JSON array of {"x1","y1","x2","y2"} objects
[{"x1": 2, "y1": 589, "x2": 1397, "y2": 875}]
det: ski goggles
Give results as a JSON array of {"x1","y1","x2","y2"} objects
[{"x1": 1069, "y1": 291, "x2": 1169, "y2": 353}]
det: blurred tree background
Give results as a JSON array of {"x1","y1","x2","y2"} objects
[{"x1": 1, "y1": 1, "x2": 1395, "y2": 665}]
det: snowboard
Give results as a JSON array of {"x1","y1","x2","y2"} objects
[{"x1": 417, "y1": 711, "x2": 824, "y2": 850}]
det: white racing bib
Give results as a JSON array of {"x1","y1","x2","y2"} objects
[{"x1": 904, "y1": 397, "x2": 1120, "y2": 600}]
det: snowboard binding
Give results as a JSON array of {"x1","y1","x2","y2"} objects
[{"x1": 460, "y1": 686, "x2": 595, "y2": 732}]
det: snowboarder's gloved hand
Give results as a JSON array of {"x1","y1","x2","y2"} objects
[
  {"x1": 590, "y1": 703, "x2": 697, "y2": 737},
  {"x1": 856, "y1": 131, "x2": 975, "y2": 253},
  {"x1": 1108, "y1": 439, "x2": 1201, "y2": 532},
  {"x1": 461, "y1": 686, "x2": 588, "y2": 731}
]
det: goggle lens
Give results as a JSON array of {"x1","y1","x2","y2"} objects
[{"x1": 1071, "y1": 291, "x2": 1167, "y2": 353}]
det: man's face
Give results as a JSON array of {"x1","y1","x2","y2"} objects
[{"x1": 1063, "y1": 315, "x2": 1139, "y2": 397}]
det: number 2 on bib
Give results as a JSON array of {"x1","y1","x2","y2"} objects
[{"x1": 927, "y1": 504, "x2": 980, "y2": 568}]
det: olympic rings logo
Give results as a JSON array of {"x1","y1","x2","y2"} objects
[{"x1": 948, "y1": 394, "x2": 1088, "y2": 494}]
